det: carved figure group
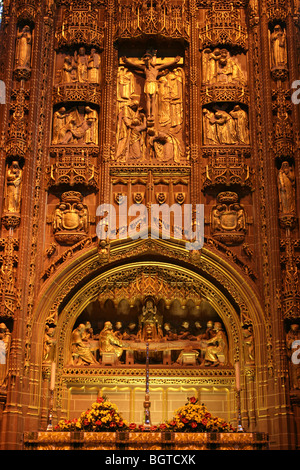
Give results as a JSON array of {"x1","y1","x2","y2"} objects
[
  {"x1": 0, "y1": 323, "x2": 11, "y2": 387},
  {"x1": 115, "y1": 51, "x2": 185, "y2": 162},
  {"x1": 58, "y1": 47, "x2": 101, "y2": 84},
  {"x1": 203, "y1": 106, "x2": 250, "y2": 145},
  {"x1": 52, "y1": 106, "x2": 98, "y2": 145},
  {"x1": 68, "y1": 297, "x2": 229, "y2": 368},
  {"x1": 203, "y1": 48, "x2": 247, "y2": 85}
]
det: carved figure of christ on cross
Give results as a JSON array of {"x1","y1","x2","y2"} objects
[{"x1": 121, "y1": 51, "x2": 181, "y2": 125}]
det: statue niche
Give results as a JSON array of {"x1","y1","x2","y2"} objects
[
  {"x1": 53, "y1": 191, "x2": 89, "y2": 246},
  {"x1": 203, "y1": 105, "x2": 250, "y2": 146},
  {"x1": 115, "y1": 50, "x2": 185, "y2": 163},
  {"x1": 52, "y1": 106, "x2": 98, "y2": 146},
  {"x1": 211, "y1": 192, "x2": 247, "y2": 246},
  {"x1": 269, "y1": 24, "x2": 288, "y2": 72},
  {"x1": 55, "y1": 47, "x2": 101, "y2": 85},
  {"x1": 202, "y1": 48, "x2": 247, "y2": 85},
  {"x1": 14, "y1": 24, "x2": 32, "y2": 76}
]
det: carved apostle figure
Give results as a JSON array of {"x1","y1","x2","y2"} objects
[
  {"x1": 270, "y1": 24, "x2": 288, "y2": 69},
  {"x1": 15, "y1": 25, "x2": 32, "y2": 69},
  {"x1": 61, "y1": 56, "x2": 75, "y2": 84},
  {"x1": 99, "y1": 321, "x2": 123, "y2": 360},
  {"x1": 242, "y1": 324, "x2": 255, "y2": 365},
  {"x1": 214, "y1": 110, "x2": 238, "y2": 145},
  {"x1": 204, "y1": 322, "x2": 228, "y2": 366},
  {"x1": 71, "y1": 324, "x2": 98, "y2": 365},
  {"x1": 43, "y1": 325, "x2": 56, "y2": 362},
  {"x1": 4, "y1": 161, "x2": 22, "y2": 213},
  {"x1": 278, "y1": 161, "x2": 296, "y2": 217},
  {"x1": 84, "y1": 106, "x2": 98, "y2": 145}
]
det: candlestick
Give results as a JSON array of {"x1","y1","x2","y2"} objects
[
  {"x1": 143, "y1": 342, "x2": 151, "y2": 430},
  {"x1": 235, "y1": 361, "x2": 240, "y2": 391},
  {"x1": 50, "y1": 362, "x2": 56, "y2": 391}
]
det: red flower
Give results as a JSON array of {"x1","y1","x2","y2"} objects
[
  {"x1": 129, "y1": 423, "x2": 137, "y2": 430},
  {"x1": 189, "y1": 397, "x2": 197, "y2": 404},
  {"x1": 181, "y1": 417, "x2": 188, "y2": 424},
  {"x1": 191, "y1": 422, "x2": 197, "y2": 428},
  {"x1": 150, "y1": 425, "x2": 158, "y2": 431},
  {"x1": 95, "y1": 420, "x2": 102, "y2": 426},
  {"x1": 110, "y1": 422, "x2": 116, "y2": 428},
  {"x1": 201, "y1": 418, "x2": 208, "y2": 426},
  {"x1": 159, "y1": 423, "x2": 167, "y2": 430},
  {"x1": 97, "y1": 397, "x2": 104, "y2": 403},
  {"x1": 169, "y1": 420, "x2": 176, "y2": 427},
  {"x1": 83, "y1": 419, "x2": 89, "y2": 427},
  {"x1": 118, "y1": 421, "x2": 124, "y2": 427}
]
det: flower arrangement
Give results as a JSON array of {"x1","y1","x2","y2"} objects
[
  {"x1": 166, "y1": 396, "x2": 235, "y2": 433},
  {"x1": 54, "y1": 396, "x2": 235, "y2": 433},
  {"x1": 54, "y1": 396, "x2": 128, "y2": 432}
]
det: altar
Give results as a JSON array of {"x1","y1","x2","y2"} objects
[{"x1": 23, "y1": 431, "x2": 269, "y2": 451}]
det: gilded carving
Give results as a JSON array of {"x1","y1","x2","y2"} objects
[
  {"x1": 3, "y1": 161, "x2": 23, "y2": 215},
  {"x1": 269, "y1": 24, "x2": 288, "y2": 73},
  {"x1": 0, "y1": 323, "x2": 11, "y2": 388},
  {"x1": 15, "y1": 24, "x2": 32, "y2": 71},
  {"x1": 53, "y1": 192, "x2": 89, "y2": 246},
  {"x1": 202, "y1": 48, "x2": 247, "y2": 86},
  {"x1": 52, "y1": 106, "x2": 98, "y2": 146},
  {"x1": 203, "y1": 106, "x2": 250, "y2": 146},
  {"x1": 278, "y1": 161, "x2": 296, "y2": 229},
  {"x1": 115, "y1": 52, "x2": 185, "y2": 163},
  {"x1": 286, "y1": 324, "x2": 300, "y2": 389},
  {"x1": 211, "y1": 192, "x2": 247, "y2": 246}
]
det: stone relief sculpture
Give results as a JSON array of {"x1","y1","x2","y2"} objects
[
  {"x1": 270, "y1": 24, "x2": 288, "y2": 69},
  {"x1": 57, "y1": 47, "x2": 101, "y2": 84},
  {"x1": 115, "y1": 51, "x2": 185, "y2": 162},
  {"x1": 70, "y1": 324, "x2": 98, "y2": 365},
  {"x1": 4, "y1": 161, "x2": 22, "y2": 214},
  {"x1": 67, "y1": 297, "x2": 229, "y2": 368},
  {"x1": 53, "y1": 191, "x2": 89, "y2": 245},
  {"x1": 43, "y1": 325, "x2": 56, "y2": 362},
  {"x1": 203, "y1": 48, "x2": 247, "y2": 85},
  {"x1": 15, "y1": 25, "x2": 32, "y2": 70},
  {"x1": 278, "y1": 161, "x2": 296, "y2": 219},
  {"x1": 211, "y1": 192, "x2": 247, "y2": 245},
  {"x1": 203, "y1": 106, "x2": 250, "y2": 145},
  {"x1": 52, "y1": 106, "x2": 98, "y2": 145}
]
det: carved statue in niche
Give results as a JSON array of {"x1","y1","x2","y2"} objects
[
  {"x1": 278, "y1": 161, "x2": 296, "y2": 219},
  {"x1": 0, "y1": 323, "x2": 11, "y2": 387},
  {"x1": 203, "y1": 48, "x2": 247, "y2": 85},
  {"x1": 4, "y1": 161, "x2": 22, "y2": 214},
  {"x1": 116, "y1": 51, "x2": 185, "y2": 162},
  {"x1": 202, "y1": 322, "x2": 228, "y2": 366},
  {"x1": 211, "y1": 192, "x2": 247, "y2": 245},
  {"x1": 15, "y1": 25, "x2": 32, "y2": 70},
  {"x1": 53, "y1": 191, "x2": 89, "y2": 245},
  {"x1": 242, "y1": 324, "x2": 255, "y2": 365},
  {"x1": 61, "y1": 56, "x2": 76, "y2": 83},
  {"x1": 43, "y1": 324, "x2": 56, "y2": 362},
  {"x1": 137, "y1": 297, "x2": 163, "y2": 342},
  {"x1": 270, "y1": 24, "x2": 288, "y2": 69},
  {"x1": 70, "y1": 324, "x2": 98, "y2": 365},
  {"x1": 98, "y1": 321, "x2": 123, "y2": 360},
  {"x1": 74, "y1": 47, "x2": 89, "y2": 83},
  {"x1": 286, "y1": 324, "x2": 300, "y2": 389},
  {"x1": 52, "y1": 106, "x2": 98, "y2": 145},
  {"x1": 203, "y1": 106, "x2": 250, "y2": 145}
]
